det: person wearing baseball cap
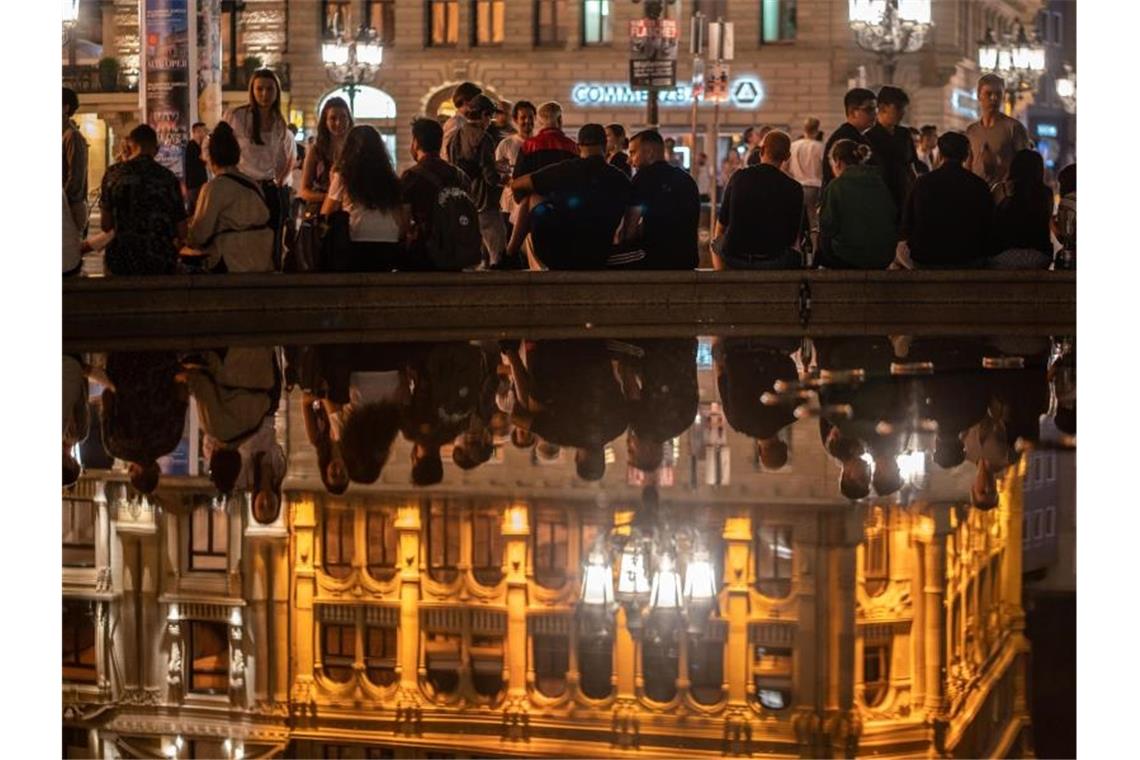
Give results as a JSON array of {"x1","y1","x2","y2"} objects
[
  {"x1": 506, "y1": 123, "x2": 633, "y2": 270},
  {"x1": 447, "y1": 93, "x2": 508, "y2": 267}
]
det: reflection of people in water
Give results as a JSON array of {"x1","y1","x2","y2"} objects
[
  {"x1": 99, "y1": 351, "x2": 189, "y2": 495},
  {"x1": 179, "y1": 347, "x2": 279, "y2": 496},
  {"x1": 63, "y1": 355, "x2": 91, "y2": 487},
  {"x1": 617, "y1": 339, "x2": 699, "y2": 473},
  {"x1": 503, "y1": 340, "x2": 630, "y2": 482},
  {"x1": 713, "y1": 337, "x2": 802, "y2": 471}
]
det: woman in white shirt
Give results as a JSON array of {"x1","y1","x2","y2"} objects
[
  {"x1": 320, "y1": 125, "x2": 409, "y2": 271},
  {"x1": 223, "y1": 68, "x2": 295, "y2": 266}
]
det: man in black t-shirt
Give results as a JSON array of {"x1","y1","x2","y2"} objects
[
  {"x1": 507, "y1": 123, "x2": 633, "y2": 270},
  {"x1": 822, "y1": 88, "x2": 877, "y2": 189},
  {"x1": 714, "y1": 130, "x2": 803, "y2": 270},
  {"x1": 400, "y1": 118, "x2": 475, "y2": 270},
  {"x1": 863, "y1": 86, "x2": 918, "y2": 227},
  {"x1": 611, "y1": 129, "x2": 699, "y2": 270}
]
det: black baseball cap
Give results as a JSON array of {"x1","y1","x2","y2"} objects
[{"x1": 578, "y1": 123, "x2": 607, "y2": 147}]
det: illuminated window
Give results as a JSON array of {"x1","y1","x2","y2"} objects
[
  {"x1": 428, "y1": 0, "x2": 460, "y2": 46},
  {"x1": 472, "y1": 507, "x2": 503, "y2": 586},
  {"x1": 534, "y1": 0, "x2": 567, "y2": 46},
  {"x1": 582, "y1": 0, "x2": 612, "y2": 45},
  {"x1": 473, "y1": 0, "x2": 505, "y2": 46},
  {"x1": 761, "y1": 0, "x2": 796, "y2": 42},
  {"x1": 365, "y1": 626, "x2": 397, "y2": 686},
  {"x1": 366, "y1": 0, "x2": 397, "y2": 44},
  {"x1": 189, "y1": 621, "x2": 229, "y2": 694},
  {"x1": 323, "y1": 623, "x2": 355, "y2": 683},
  {"x1": 534, "y1": 507, "x2": 569, "y2": 589},
  {"x1": 864, "y1": 507, "x2": 889, "y2": 596},
  {"x1": 755, "y1": 524, "x2": 793, "y2": 598},
  {"x1": 578, "y1": 634, "x2": 613, "y2": 699},
  {"x1": 752, "y1": 645, "x2": 792, "y2": 710},
  {"x1": 366, "y1": 509, "x2": 397, "y2": 580},
  {"x1": 533, "y1": 634, "x2": 569, "y2": 697},
  {"x1": 62, "y1": 497, "x2": 96, "y2": 568},
  {"x1": 863, "y1": 643, "x2": 890, "y2": 706},
  {"x1": 428, "y1": 500, "x2": 461, "y2": 583},
  {"x1": 323, "y1": 509, "x2": 354, "y2": 579},
  {"x1": 63, "y1": 599, "x2": 96, "y2": 684},
  {"x1": 189, "y1": 501, "x2": 228, "y2": 572}
]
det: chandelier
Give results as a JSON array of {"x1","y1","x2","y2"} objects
[
  {"x1": 579, "y1": 499, "x2": 720, "y2": 643},
  {"x1": 322, "y1": 26, "x2": 384, "y2": 113},
  {"x1": 848, "y1": 0, "x2": 933, "y2": 83},
  {"x1": 978, "y1": 22, "x2": 1046, "y2": 100}
]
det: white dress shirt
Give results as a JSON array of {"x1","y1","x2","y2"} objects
[
  {"x1": 787, "y1": 137, "x2": 824, "y2": 188},
  {"x1": 223, "y1": 105, "x2": 296, "y2": 183}
]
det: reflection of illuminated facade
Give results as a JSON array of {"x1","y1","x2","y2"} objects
[{"x1": 64, "y1": 398, "x2": 1032, "y2": 758}]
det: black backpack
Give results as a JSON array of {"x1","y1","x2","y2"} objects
[{"x1": 417, "y1": 164, "x2": 482, "y2": 271}]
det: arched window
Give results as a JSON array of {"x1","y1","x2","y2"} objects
[
  {"x1": 752, "y1": 644, "x2": 793, "y2": 710},
  {"x1": 689, "y1": 624, "x2": 726, "y2": 705},
  {"x1": 863, "y1": 643, "x2": 890, "y2": 706},
  {"x1": 323, "y1": 508, "x2": 354, "y2": 579},
  {"x1": 322, "y1": 624, "x2": 355, "y2": 683},
  {"x1": 424, "y1": 631, "x2": 462, "y2": 696},
  {"x1": 365, "y1": 626, "x2": 397, "y2": 686},
  {"x1": 642, "y1": 627, "x2": 679, "y2": 703},
  {"x1": 578, "y1": 635, "x2": 613, "y2": 699},
  {"x1": 534, "y1": 507, "x2": 569, "y2": 588},
  {"x1": 471, "y1": 506, "x2": 504, "y2": 586},
  {"x1": 366, "y1": 508, "x2": 397, "y2": 580},
  {"x1": 427, "y1": 500, "x2": 461, "y2": 583},
  {"x1": 755, "y1": 524, "x2": 793, "y2": 599}
]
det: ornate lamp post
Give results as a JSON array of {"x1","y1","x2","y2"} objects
[
  {"x1": 847, "y1": 0, "x2": 933, "y2": 84},
  {"x1": 977, "y1": 22, "x2": 1046, "y2": 111},
  {"x1": 322, "y1": 26, "x2": 383, "y2": 114}
]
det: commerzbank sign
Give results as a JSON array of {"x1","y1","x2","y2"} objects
[{"x1": 570, "y1": 76, "x2": 765, "y2": 111}]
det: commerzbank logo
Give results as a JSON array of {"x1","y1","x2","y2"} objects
[{"x1": 570, "y1": 75, "x2": 766, "y2": 110}]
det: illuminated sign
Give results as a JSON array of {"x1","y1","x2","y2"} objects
[
  {"x1": 1036, "y1": 123, "x2": 1058, "y2": 138},
  {"x1": 570, "y1": 75, "x2": 765, "y2": 110},
  {"x1": 951, "y1": 88, "x2": 979, "y2": 120}
]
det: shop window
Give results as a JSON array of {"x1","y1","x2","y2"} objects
[
  {"x1": 689, "y1": 633, "x2": 725, "y2": 705},
  {"x1": 863, "y1": 643, "x2": 890, "y2": 706},
  {"x1": 425, "y1": 632, "x2": 462, "y2": 695},
  {"x1": 534, "y1": 0, "x2": 567, "y2": 46},
  {"x1": 62, "y1": 497, "x2": 96, "y2": 568},
  {"x1": 428, "y1": 0, "x2": 460, "y2": 46},
  {"x1": 753, "y1": 645, "x2": 792, "y2": 710},
  {"x1": 324, "y1": 509, "x2": 355, "y2": 579},
  {"x1": 761, "y1": 0, "x2": 796, "y2": 43},
  {"x1": 189, "y1": 621, "x2": 229, "y2": 694},
  {"x1": 472, "y1": 507, "x2": 503, "y2": 586},
  {"x1": 582, "y1": 0, "x2": 612, "y2": 45},
  {"x1": 365, "y1": 626, "x2": 397, "y2": 686},
  {"x1": 189, "y1": 502, "x2": 228, "y2": 572},
  {"x1": 366, "y1": 0, "x2": 397, "y2": 44},
  {"x1": 755, "y1": 524, "x2": 793, "y2": 598},
  {"x1": 533, "y1": 634, "x2": 569, "y2": 697},
  {"x1": 473, "y1": 0, "x2": 505, "y2": 46},
  {"x1": 428, "y1": 500, "x2": 461, "y2": 583},
  {"x1": 577, "y1": 634, "x2": 613, "y2": 699},
  {"x1": 63, "y1": 599, "x2": 96, "y2": 684},
  {"x1": 864, "y1": 507, "x2": 889, "y2": 596},
  {"x1": 221, "y1": 1, "x2": 247, "y2": 90},
  {"x1": 366, "y1": 509, "x2": 397, "y2": 580},
  {"x1": 323, "y1": 623, "x2": 355, "y2": 683},
  {"x1": 534, "y1": 507, "x2": 569, "y2": 588},
  {"x1": 471, "y1": 635, "x2": 505, "y2": 698}
]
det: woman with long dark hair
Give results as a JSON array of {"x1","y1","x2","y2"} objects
[
  {"x1": 298, "y1": 97, "x2": 353, "y2": 207},
  {"x1": 320, "y1": 125, "x2": 408, "y2": 271},
  {"x1": 989, "y1": 149, "x2": 1054, "y2": 269},
  {"x1": 223, "y1": 68, "x2": 295, "y2": 266}
]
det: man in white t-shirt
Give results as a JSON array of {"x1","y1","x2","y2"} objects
[
  {"x1": 787, "y1": 117, "x2": 824, "y2": 249},
  {"x1": 495, "y1": 101, "x2": 537, "y2": 232}
]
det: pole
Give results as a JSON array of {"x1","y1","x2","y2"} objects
[
  {"x1": 689, "y1": 65, "x2": 700, "y2": 180},
  {"x1": 710, "y1": 98, "x2": 720, "y2": 244},
  {"x1": 648, "y1": 89, "x2": 659, "y2": 128}
]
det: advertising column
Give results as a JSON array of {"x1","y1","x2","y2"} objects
[{"x1": 140, "y1": 0, "x2": 197, "y2": 179}]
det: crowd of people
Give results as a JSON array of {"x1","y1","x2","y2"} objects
[{"x1": 63, "y1": 70, "x2": 1076, "y2": 277}]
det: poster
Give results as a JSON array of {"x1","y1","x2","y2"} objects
[
  {"x1": 629, "y1": 18, "x2": 679, "y2": 88},
  {"x1": 141, "y1": 0, "x2": 194, "y2": 178}
]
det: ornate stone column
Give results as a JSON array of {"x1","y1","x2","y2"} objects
[
  {"x1": 922, "y1": 504, "x2": 952, "y2": 716},
  {"x1": 503, "y1": 503, "x2": 530, "y2": 698},
  {"x1": 290, "y1": 496, "x2": 317, "y2": 710},
  {"x1": 722, "y1": 512, "x2": 752, "y2": 705},
  {"x1": 396, "y1": 501, "x2": 423, "y2": 695}
]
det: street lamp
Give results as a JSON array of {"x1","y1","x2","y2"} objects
[
  {"x1": 977, "y1": 22, "x2": 1046, "y2": 110},
  {"x1": 848, "y1": 0, "x2": 933, "y2": 84},
  {"x1": 321, "y1": 26, "x2": 383, "y2": 114},
  {"x1": 1055, "y1": 63, "x2": 1076, "y2": 114}
]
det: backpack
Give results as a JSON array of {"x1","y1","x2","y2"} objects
[{"x1": 418, "y1": 164, "x2": 482, "y2": 271}]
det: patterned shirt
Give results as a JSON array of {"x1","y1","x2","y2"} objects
[{"x1": 100, "y1": 155, "x2": 187, "y2": 275}]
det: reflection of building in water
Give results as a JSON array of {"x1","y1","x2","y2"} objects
[{"x1": 64, "y1": 393, "x2": 1033, "y2": 759}]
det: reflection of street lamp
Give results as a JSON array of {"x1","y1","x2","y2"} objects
[
  {"x1": 321, "y1": 26, "x2": 383, "y2": 114},
  {"x1": 847, "y1": 0, "x2": 933, "y2": 84},
  {"x1": 978, "y1": 22, "x2": 1046, "y2": 110},
  {"x1": 1055, "y1": 63, "x2": 1076, "y2": 114}
]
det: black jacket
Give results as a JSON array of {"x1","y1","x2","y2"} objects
[{"x1": 901, "y1": 163, "x2": 995, "y2": 268}]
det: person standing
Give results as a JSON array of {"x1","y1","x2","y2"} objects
[
  {"x1": 63, "y1": 87, "x2": 89, "y2": 234},
  {"x1": 695, "y1": 152, "x2": 713, "y2": 203},
  {"x1": 184, "y1": 121, "x2": 209, "y2": 214},
  {"x1": 442, "y1": 81, "x2": 483, "y2": 158},
  {"x1": 915, "y1": 125, "x2": 939, "y2": 173},
  {"x1": 713, "y1": 131, "x2": 804, "y2": 270},
  {"x1": 967, "y1": 73, "x2": 1031, "y2": 186},
  {"x1": 822, "y1": 88, "x2": 877, "y2": 188},
  {"x1": 863, "y1": 85, "x2": 918, "y2": 226},
  {"x1": 495, "y1": 101, "x2": 536, "y2": 263},
  {"x1": 99, "y1": 125, "x2": 187, "y2": 275},
  {"x1": 606, "y1": 123, "x2": 632, "y2": 178},
  {"x1": 448, "y1": 94, "x2": 508, "y2": 268},
  {"x1": 223, "y1": 68, "x2": 296, "y2": 268},
  {"x1": 788, "y1": 117, "x2": 825, "y2": 250},
  {"x1": 817, "y1": 140, "x2": 897, "y2": 269}
]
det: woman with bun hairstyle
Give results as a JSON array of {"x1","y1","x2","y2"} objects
[
  {"x1": 181, "y1": 121, "x2": 274, "y2": 272},
  {"x1": 223, "y1": 68, "x2": 295, "y2": 265},
  {"x1": 817, "y1": 139, "x2": 897, "y2": 269}
]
